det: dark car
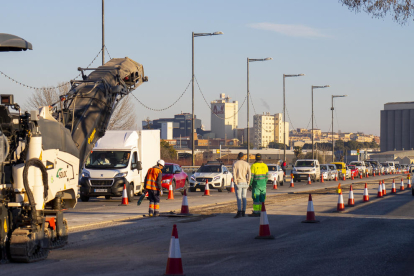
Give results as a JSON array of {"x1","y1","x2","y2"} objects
[{"x1": 161, "y1": 163, "x2": 189, "y2": 195}]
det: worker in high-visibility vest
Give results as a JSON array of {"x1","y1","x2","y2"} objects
[
  {"x1": 248, "y1": 154, "x2": 268, "y2": 217},
  {"x1": 144, "y1": 159, "x2": 164, "y2": 217}
]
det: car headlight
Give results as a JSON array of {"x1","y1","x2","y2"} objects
[
  {"x1": 82, "y1": 171, "x2": 90, "y2": 178},
  {"x1": 190, "y1": 175, "x2": 196, "y2": 181},
  {"x1": 213, "y1": 175, "x2": 221, "y2": 181},
  {"x1": 115, "y1": 172, "x2": 128, "y2": 178},
  {"x1": 162, "y1": 179, "x2": 171, "y2": 183}
]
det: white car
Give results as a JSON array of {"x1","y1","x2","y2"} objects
[
  {"x1": 328, "y1": 164, "x2": 339, "y2": 180},
  {"x1": 320, "y1": 164, "x2": 334, "y2": 181},
  {"x1": 267, "y1": 164, "x2": 284, "y2": 186},
  {"x1": 350, "y1": 161, "x2": 366, "y2": 174},
  {"x1": 189, "y1": 161, "x2": 233, "y2": 192}
]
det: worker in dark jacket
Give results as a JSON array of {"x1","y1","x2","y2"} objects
[{"x1": 144, "y1": 160, "x2": 164, "y2": 216}]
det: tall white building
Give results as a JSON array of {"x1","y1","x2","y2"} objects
[
  {"x1": 211, "y1": 94, "x2": 238, "y2": 139},
  {"x1": 253, "y1": 113, "x2": 289, "y2": 148}
]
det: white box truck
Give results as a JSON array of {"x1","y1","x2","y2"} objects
[{"x1": 79, "y1": 130, "x2": 160, "y2": 202}]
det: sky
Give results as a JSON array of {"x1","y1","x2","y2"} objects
[{"x1": 1, "y1": 0, "x2": 414, "y2": 136}]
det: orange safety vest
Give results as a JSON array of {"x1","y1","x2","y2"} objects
[{"x1": 145, "y1": 167, "x2": 161, "y2": 190}]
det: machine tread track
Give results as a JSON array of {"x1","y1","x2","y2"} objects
[
  {"x1": 9, "y1": 228, "x2": 49, "y2": 263},
  {"x1": 47, "y1": 219, "x2": 69, "y2": 249}
]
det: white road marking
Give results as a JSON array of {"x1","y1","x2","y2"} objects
[{"x1": 203, "y1": 256, "x2": 235, "y2": 267}]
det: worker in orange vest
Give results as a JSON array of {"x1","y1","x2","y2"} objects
[{"x1": 144, "y1": 159, "x2": 164, "y2": 216}]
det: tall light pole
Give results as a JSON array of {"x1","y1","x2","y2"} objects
[
  {"x1": 192, "y1": 31, "x2": 223, "y2": 166},
  {"x1": 102, "y1": 0, "x2": 105, "y2": 65},
  {"x1": 331, "y1": 95, "x2": 347, "y2": 162},
  {"x1": 247, "y1": 57, "x2": 273, "y2": 162},
  {"x1": 283, "y1": 74, "x2": 304, "y2": 162},
  {"x1": 311, "y1": 85, "x2": 330, "y2": 159}
]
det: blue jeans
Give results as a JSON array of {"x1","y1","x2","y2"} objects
[{"x1": 235, "y1": 182, "x2": 248, "y2": 212}]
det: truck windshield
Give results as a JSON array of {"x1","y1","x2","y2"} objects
[
  {"x1": 85, "y1": 151, "x2": 130, "y2": 169},
  {"x1": 295, "y1": 161, "x2": 315, "y2": 167},
  {"x1": 268, "y1": 166, "x2": 277, "y2": 171},
  {"x1": 198, "y1": 166, "x2": 221, "y2": 173}
]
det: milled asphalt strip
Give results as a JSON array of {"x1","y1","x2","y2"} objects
[{"x1": 68, "y1": 174, "x2": 409, "y2": 231}]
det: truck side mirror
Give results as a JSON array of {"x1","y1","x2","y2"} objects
[{"x1": 137, "y1": 161, "x2": 142, "y2": 171}]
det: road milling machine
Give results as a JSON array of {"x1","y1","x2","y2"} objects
[{"x1": 0, "y1": 40, "x2": 147, "y2": 262}]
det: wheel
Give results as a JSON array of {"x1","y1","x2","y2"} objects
[
  {"x1": 293, "y1": 178, "x2": 297, "y2": 182},
  {"x1": 171, "y1": 180, "x2": 176, "y2": 194},
  {"x1": 412, "y1": 189, "x2": 414, "y2": 196},
  {"x1": 80, "y1": 195, "x2": 89, "y2": 202},
  {"x1": 189, "y1": 187, "x2": 196, "y2": 192},
  {"x1": 279, "y1": 177, "x2": 283, "y2": 186},
  {"x1": 218, "y1": 179, "x2": 224, "y2": 192},
  {"x1": 298, "y1": 179, "x2": 301, "y2": 182},
  {"x1": 128, "y1": 184, "x2": 134, "y2": 202},
  {"x1": 181, "y1": 179, "x2": 189, "y2": 195},
  {"x1": 105, "y1": 195, "x2": 111, "y2": 200}
]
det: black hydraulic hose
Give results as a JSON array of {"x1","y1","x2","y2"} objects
[{"x1": 22, "y1": 158, "x2": 48, "y2": 225}]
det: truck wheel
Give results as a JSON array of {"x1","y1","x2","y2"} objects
[
  {"x1": 218, "y1": 180, "x2": 224, "y2": 192},
  {"x1": 80, "y1": 195, "x2": 89, "y2": 202},
  {"x1": 128, "y1": 184, "x2": 134, "y2": 202},
  {"x1": 181, "y1": 179, "x2": 189, "y2": 195},
  {"x1": 105, "y1": 195, "x2": 111, "y2": 200}
]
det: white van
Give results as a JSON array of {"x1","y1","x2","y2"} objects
[
  {"x1": 292, "y1": 159, "x2": 320, "y2": 182},
  {"x1": 79, "y1": 130, "x2": 160, "y2": 202},
  {"x1": 386, "y1": 161, "x2": 395, "y2": 173}
]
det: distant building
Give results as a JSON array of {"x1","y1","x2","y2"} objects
[
  {"x1": 142, "y1": 112, "x2": 202, "y2": 138},
  {"x1": 380, "y1": 102, "x2": 414, "y2": 151},
  {"x1": 211, "y1": 94, "x2": 238, "y2": 139},
  {"x1": 253, "y1": 113, "x2": 289, "y2": 148},
  {"x1": 161, "y1": 122, "x2": 173, "y2": 140}
]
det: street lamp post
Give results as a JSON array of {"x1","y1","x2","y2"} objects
[
  {"x1": 311, "y1": 85, "x2": 330, "y2": 159},
  {"x1": 192, "y1": 31, "x2": 223, "y2": 166},
  {"x1": 247, "y1": 57, "x2": 273, "y2": 162},
  {"x1": 283, "y1": 74, "x2": 304, "y2": 162},
  {"x1": 331, "y1": 95, "x2": 347, "y2": 162},
  {"x1": 102, "y1": 0, "x2": 105, "y2": 65}
]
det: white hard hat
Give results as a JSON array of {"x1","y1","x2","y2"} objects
[{"x1": 157, "y1": 159, "x2": 165, "y2": 166}]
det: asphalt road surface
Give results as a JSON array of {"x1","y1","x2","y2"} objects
[{"x1": 2, "y1": 173, "x2": 414, "y2": 276}]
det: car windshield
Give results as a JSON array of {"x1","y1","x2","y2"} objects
[
  {"x1": 389, "y1": 163, "x2": 394, "y2": 166},
  {"x1": 348, "y1": 165, "x2": 355, "y2": 170},
  {"x1": 162, "y1": 165, "x2": 174, "y2": 174},
  {"x1": 198, "y1": 165, "x2": 221, "y2": 173},
  {"x1": 329, "y1": 165, "x2": 336, "y2": 170},
  {"x1": 268, "y1": 166, "x2": 277, "y2": 171},
  {"x1": 334, "y1": 164, "x2": 343, "y2": 169},
  {"x1": 85, "y1": 151, "x2": 130, "y2": 169},
  {"x1": 381, "y1": 163, "x2": 389, "y2": 167},
  {"x1": 320, "y1": 165, "x2": 327, "y2": 170},
  {"x1": 351, "y1": 162, "x2": 363, "y2": 166},
  {"x1": 295, "y1": 161, "x2": 315, "y2": 167}
]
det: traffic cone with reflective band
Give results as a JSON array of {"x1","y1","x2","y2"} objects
[
  {"x1": 307, "y1": 174, "x2": 312, "y2": 185},
  {"x1": 351, "y1": 174, "x2": 354, "y2": 180},
  {"x1": 321, "y1": 174, "x2": 324, "y2": 183},
  {"x1": 382, "y1": 180, "x2": 386, "y2": 196},
  {"x1": 335, "y1": 174, "x2": 338, "y2": 181},
  {"x1": 272, "y1": 177, "x2": 278, "y2": 190},
  {"x1": 290, "y1": 177, "x2": 294, "y2": 188},
  {"x1": 391, "y1": 179, "x2": 396, "y2": 193},
  {"x1": 302, "y1": 194, "x2": 319, "y2": 223},
  {"x1": 363, "y1": 183, "x2": 369, "y2": 202},
  {"x1": 337, "y1": 191, "x2": 345, "y2": 211},
  {"x1": 343, "y1": 174, "x2": 346, "y2": 181},
  {"x1": 167, "y1": 183, "x2": 174, "y2": 200},
  {"x1": 165, "y1": 224, "x2": 184, "y2": 275},
  {"x1": 230, "y1": 178, "x2": 235, "y2": 193},
  {"x1": 359, "y1": 172, "x2": 363, "y2": 179},
  {"x1": 407, "y1": 178, "x2": 412, "y2": 189},
  {"x1": 377, "y1": 182, "x2": 383, "y2": 198},
  {"x1": 255, "y1": 202, "x2": 275, "y2": 239},
  {"x1": 145, "y1": 191, "x2": 149, "y2": 198},
  {"x1": 400, "y1": 178, "x2": 405, "y2": 191},
  {"x1": 373, "y1": 171, "x2": 376, "y2": 177},
  {"x1": 366, "y1": 171, "x2": 369, "y2": 178},
  {"x1": 203, "y1": 179, "x2": 211, "y2": 196},
  {"x1": 180, "y1": 189, "x2": 190, "y2": 215},
  {"x1": 119, "y1": 184, "x2": 129, "y2": 206},
  {"x1": 348, "y1": 185, "x2": 355, "y2": 207}
]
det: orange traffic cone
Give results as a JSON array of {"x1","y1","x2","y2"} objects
[
  {"x1": 407, "y1": 178, "x2": 412, "y2": 189},
  {"x1": 382, "y1": 180, "x2": 386, "y2": 196},
  {"x1": 335, "y1": 174, "x2": 338, "y2": 181},
  {"x1": 302, "y1": 194, "x2": 319, "y2": 223},
  {"x1": 373, "y1": 171, "x2": 376, "y2": 177},
  {"x1": 377, "y1": 182, "x2": 383, "y2": 198},
  {"x1": 366, "y1": 171, "x2": 369, "y2": 178},
  {"x1": 363, "y1": 183, "x2": 369, "y2": 202},
  {"x1": 119, "y1": 184, "x2": 129, "y2": 206},
  {"x1": 165, "y1": 224, "x2": 184, "y2": 275},
  {"x1": 145, "y1": 191, "x2": 149, "y2": 198},
  {"x1": 337, "y1": 191, "x2": 345, "y2": 211},
  {"x1": 290, "y1": 177, "x2": 294, "y2": 188},
  {"x1": 307, "y1": 174, "x2": 312, "y2": 185},
  {"x1": 321, "y1": 174, "x2": 324, "y2": 183},
  {"x1": 230, "y1": 178, "x2": 235, "y2": 193},
  {"x1": 180, "y1": 189, "x2": 190, "y2": 215},
  {"x1": 255, "y1": 202, "x2": 275, "y2": 239},
  {"x1": 391, "y1": 179, "x2": 396, "y2": 193},
  {"x1": 400, "y1": 178, "x2": 405, "y2": 191},
  {"x1": 343, "y1": 174, "x2": 346, "y2": 181},
  {"x1": 272, "y1": 177, "x2": 278, "y2": 190},
  {"x1": 203, "y1": 179, "x2": 211, "y2": 196},
  {"x1": 351, "y1": 174, "x2": 354, "y2": 180},
  {"x1": 359, "y1": 172, "x2": 363, "y2": 179},
  {"x1": 348, "y1": 185, "x2": 355, "y2": 207},
  {"x1": 337, "y1": 183, "x2": 342, "y2": 194},
  {"x1": 167, "y1": 183, "x2": 174, "y2": 200}
]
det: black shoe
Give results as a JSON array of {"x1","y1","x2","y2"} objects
[
  {"x1": 242, "y1": 211, "x2": 246, "y2": 217},
  {"x1": 234, "y1": 211, "x2": 242, "y2": 218},
  {"x1": 248, "y1": 212, "x2": 260, "y2": 217}
]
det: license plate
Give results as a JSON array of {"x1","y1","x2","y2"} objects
[
  {"x1": 301, "y1": 175, "x2": 307, "y2": 178},
  {"x1": 94, "y1": 189, "x2": 107, "y2": 192}
]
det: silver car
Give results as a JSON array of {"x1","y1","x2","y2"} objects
[{"x1": 320, "y1": 164, "x2": 334, "y2": 181}]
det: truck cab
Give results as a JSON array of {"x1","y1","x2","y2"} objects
[
  {"x1": 79, "y1": 130, "x2": 160, "y2": 202},
  {"x1": 292, "y1": 159, "x2": 320, "y2": 182}
]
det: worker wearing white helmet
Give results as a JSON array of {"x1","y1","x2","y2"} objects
[{"x1": 144, "y1": 159, "x2": 165, "y2": 216}]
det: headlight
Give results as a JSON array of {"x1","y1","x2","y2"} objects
[
  {"x1": 115, "y1": 172, "x2": 128, "y2": 178},
  {"x1": 191, "y1": 175, "x2": 196, "y2": 181},
  {"x1": 82, "y1": 171, "x2": 90, "y2": 178},
  {"x1": 162, "y1": 179, "x2": 171, "y2": 183},
  {"x1": 213, "y1": 175, "x2": 221, "y2": 181},
  {"x1": 312, "y1": 168, "x2": 316, "y2": 171}
]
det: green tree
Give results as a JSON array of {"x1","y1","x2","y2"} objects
[
  {"x1": 160, "y1": 140, "x2": 177, "y2": 161},
  {"x1": 294, "y1": 146, "x2": 303, "y2": 159}
]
